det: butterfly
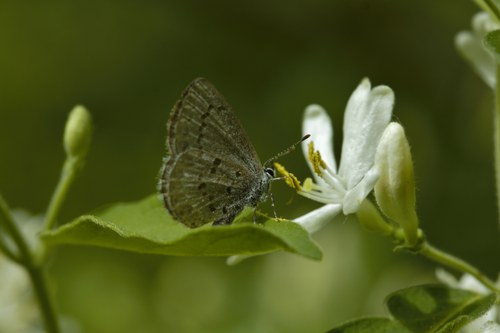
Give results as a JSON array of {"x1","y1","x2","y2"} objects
[{"x1": 158, "y1": 78, "x2": 308, "y2": 228}]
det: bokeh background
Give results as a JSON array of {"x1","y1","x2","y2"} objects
[{"x1": 1, "y1": 1, "x2": 499, "y2": 332}]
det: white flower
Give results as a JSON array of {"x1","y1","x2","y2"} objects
[
  {"x1": 0, "y1": 210, "x2": 82, "y2": 332},
  {"x1": 228, "y1": 79, "x2": 394, "y2": 265},
  {"x1": 480, "y1": 322, "x2": 500, "y2": 333},
  {"x1": 437, "y1": 269, "x2": 500, "y2": 333},
  {"x1": 0, "y1": 211, "x2": 42, "y2": 333},
  {"x1": 285, "y1": 78, "x2": 394, "y2": 233},
  {"x1": 456, "y1": 12, "x2": 500, "y2": 89},
  {"x1": 0, "y1": 256, "x2": 40, "y2": 333}
]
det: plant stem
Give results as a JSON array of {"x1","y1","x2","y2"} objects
[
  {"x1": 44, "y1": 157, "x2": 80, "y2": 231},
  {"x1": 420, "y1": 242, "x2": 500, "y2": 294},
  {"x1": 0, "y1": 237, "x2": 20, "y2": 263},
  {"x1": 484, "y1": 0, "x2": 500, "y2": 21},
  {"x1": 0, "y1": 198, "x2": 21, "y2": 263},
  {"x1": 0, "y1": 194, "x2": 31, "y2": 263},
  {"x1": 0, "y1": 194, "x2": 60, "y2": 333},
  {"x1": 26, "y1": 264, "x2": 60, "y2": 333},
  {"x1": 495, "y1": 67, "x2": 500, "y2": 224}
]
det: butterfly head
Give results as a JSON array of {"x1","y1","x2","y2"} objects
[{"x1": 264, "y1": 167, "x2": 275, "y2": 180}]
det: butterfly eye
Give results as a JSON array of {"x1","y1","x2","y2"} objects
[{"x1": 265, "y1": 167, "x2": 275, "y2": 178}]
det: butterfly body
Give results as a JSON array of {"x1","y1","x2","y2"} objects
[{"x1": 159, "y1": 78, "x2": 273, "y2": 228}]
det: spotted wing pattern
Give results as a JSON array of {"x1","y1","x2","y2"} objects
[{"x1": 159, "y1": 78, "x2": 265, "y2": 228}]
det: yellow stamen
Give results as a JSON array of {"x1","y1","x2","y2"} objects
[
  {"x1": 308, "y1": 141, "x2": 315, "y2": 166},
  {"x1": 307, "y1": 141, "x2": 327, "y2": 176},
  {"x1": 274, "y1": 162, "x2": 302, "y2": 190}
]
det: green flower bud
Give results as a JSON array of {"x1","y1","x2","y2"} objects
[
  {"x1": 64, "y1": 105, "x2": 92, "y2": 159},
  {"x1": 356, "y1": 200, "x2": 394, "y2": 236},
  {"x1": 374, "y1": 122, "x2": 419, "y2": 245}
]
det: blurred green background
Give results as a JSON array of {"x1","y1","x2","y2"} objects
[{"x1": 1, "y1": 1, "x2": 499, "y2": 332}]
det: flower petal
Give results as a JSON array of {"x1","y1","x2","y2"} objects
[
  {"x1": 302, "y1": 105, "x2": 337, "y2": 183},
  {"x1": 455, "y1": 12, "x2": 500, "y2": 89},
  {"x1": 437, "y1": 269, "x2": 500, "y2": 333},
  {"x1": 472, "y1": 11, "x2": 500, "y2": 36},
  {"x1": 456, "y1": 31, "x2": 496, "y2": 89},
  {"x1": 478, "y1": 321, "x2": 500, "y2": 333},
  {"x1": 342, "y1": 165, "x2": 379, "y2": 214},
  {"x1": 338, "y1": 79, "x2": 394, "y2": 190},
  {"x1": 374, "y1": 122, "x2": 418, "y2": 244},
  {"x1": 293, "y1": 203, "x2": 342, "y2": 234},
  {"x1": 435, "y1": 268, "x2": 459, "y2": 287}
]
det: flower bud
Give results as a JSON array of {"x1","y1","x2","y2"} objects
[
  {"x1": 356, "y1": 200, "x2": 394, "y2": 236},
  {"x1": 455, "y1": 12, "x2": 500, "y2": 89},
  {"x1": 64, "y1": 105, "x2": 92, "y2": 159},
  {"x1": 374, "y1": 123, "x2": 419, "y2": 245}
]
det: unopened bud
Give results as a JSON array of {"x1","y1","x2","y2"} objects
[
  {"x1": 374, "y1": 123, "x2": 419, "y2": 245},
  {"x1": 64, "y1": 105, "x2": 92, "y2": 159},
  {"x1": 356, "y1": 200, "x2": 394, "y2": 236}
]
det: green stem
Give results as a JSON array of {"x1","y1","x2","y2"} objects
[
  {"x1": 0, "y1": 197, "x2": 21, "y2": 263},
  {"x1": 0, "y1": 237, "x2": 20, "y2": 263},
  {"x1": 0, "y1": 194, "x2": 32, "y2": 262},
  {"x1": 0, "y1": 194, "x2": 60, "y2": 333},
  {"x1": 484, "y1": 0, "x2": 500, "y2": 21},
  {"x1": 495, "y1": 67, "x2": 500, "y2": 224},
  {"x1": 420, "y1": 242, "x2": 500, "y2": 294},
  {"x1": 26, "y1": 264, "x2": 60, "y2": 333},
  {"x1": 43, "y1": 157, "x2": 80, "y2": 231}
]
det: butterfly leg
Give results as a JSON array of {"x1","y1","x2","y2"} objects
[{"x1": 270, "y1": 192, "x2": 278, "y2": 219}]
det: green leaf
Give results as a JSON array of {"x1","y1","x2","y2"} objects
[
  {"x1": 41, "y1": 195, "x2": 322, "y2": 259},
  {"x1": 484, "y1": 29, "x2": 500, "y2": 63},
  {"x1": 327, "y1": 284, "x2": 497, "y2": 333},
  {"x1": 386, "y1": 284, "x2": 497, "y2": 333},
  {"x1": 327, "y1": 317, "x2": 412, "y2": 333}
]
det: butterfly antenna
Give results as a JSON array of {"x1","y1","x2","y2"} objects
[{"x1": 264, "y1": 134, "x2": 310, "y2": 167}]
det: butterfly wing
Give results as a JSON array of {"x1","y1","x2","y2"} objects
[
  {"x1": 166, "y1": 77, "x2": 261, "y2": 171},
  {"x1": 162, "y1": 147, "x2": 261, "y2": 228},
  {"x1": 160, "y1": 78, "x2": 265, "y2": 227}
]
